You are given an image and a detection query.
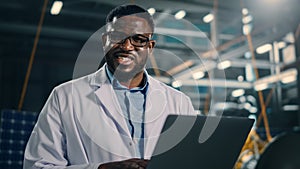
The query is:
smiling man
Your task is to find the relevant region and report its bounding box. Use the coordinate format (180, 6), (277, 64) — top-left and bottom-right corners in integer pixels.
(103, 13), (155, 88)
(24, 4), (195, 169)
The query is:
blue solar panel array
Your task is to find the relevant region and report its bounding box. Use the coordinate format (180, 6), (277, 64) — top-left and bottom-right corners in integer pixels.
(0, 109), (38, 169)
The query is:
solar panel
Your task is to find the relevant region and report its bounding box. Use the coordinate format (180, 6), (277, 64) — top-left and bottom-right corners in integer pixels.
(0, 109), (38, 169)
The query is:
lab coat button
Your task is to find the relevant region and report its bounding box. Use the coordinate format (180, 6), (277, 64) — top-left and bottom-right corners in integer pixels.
(129, 142), (132, 146)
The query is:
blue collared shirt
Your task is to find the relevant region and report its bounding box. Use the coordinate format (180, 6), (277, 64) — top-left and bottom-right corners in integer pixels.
(105, 66), (148, 158)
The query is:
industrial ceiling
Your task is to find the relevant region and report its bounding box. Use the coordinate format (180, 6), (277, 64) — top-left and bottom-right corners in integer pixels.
(0, 0), (299, 129)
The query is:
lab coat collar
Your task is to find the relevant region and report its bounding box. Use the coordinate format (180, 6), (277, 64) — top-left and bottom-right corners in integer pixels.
(90, 64), (150, 89)
(89, 64), (108, 87)
(90, 64), (168, 158)
(89, 66), (167, 124)
(91, 65), (131, 137)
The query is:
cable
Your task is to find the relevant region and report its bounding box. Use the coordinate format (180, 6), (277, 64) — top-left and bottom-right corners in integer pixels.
(246, 32), (273, 142)
(18, 0), (49, 111)
(239, 0), (272, 142)
(256, 88), (274, 128)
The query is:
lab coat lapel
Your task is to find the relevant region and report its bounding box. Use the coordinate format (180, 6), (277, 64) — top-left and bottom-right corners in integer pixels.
(92, 68), (131, 137)
(74, 67), (133, 157)
(144, 77), (169, 158)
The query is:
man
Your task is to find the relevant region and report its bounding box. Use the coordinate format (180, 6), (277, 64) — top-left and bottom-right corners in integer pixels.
(24, 4), (195, 169)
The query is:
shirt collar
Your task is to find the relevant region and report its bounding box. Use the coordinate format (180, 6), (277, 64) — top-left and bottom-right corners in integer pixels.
(105, 65), (149, 92)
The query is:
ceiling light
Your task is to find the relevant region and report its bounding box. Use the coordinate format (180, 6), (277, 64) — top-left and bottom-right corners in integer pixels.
(245, 64), (255, 82)
(174, 10), (186, 20)
(244, 51), (251, 59)
(217, 60), (231, 70)
(242, 15), (253, 24)
(281, 75), (297, 84)
(237, 75), (244, 82)
(243, 103), (252, 110)
(147, 8), (156, 16)
(254, 83), (268, 91)
(192, 71), (205, 80)
(242, 8), (249, 15)
(232, 89), (245, 97)
(239, 96), (246, 103)
(172, 80), (182, 88)
(256, 44), (272, 54)
(249, 107), (258, 113)
(50, 1), (63, 15)
(283, 105), (299, 111)
(203, 13), (214, 23)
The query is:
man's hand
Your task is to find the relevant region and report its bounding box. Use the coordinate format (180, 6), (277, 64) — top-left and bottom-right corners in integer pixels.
(98, 158), (149, 169)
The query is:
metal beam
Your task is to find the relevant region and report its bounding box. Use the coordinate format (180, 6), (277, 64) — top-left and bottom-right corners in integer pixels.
(84, 0), (212, 13)
(0, 22), (235, 43)
(174, 28), (290, 80)
(182, 79), (252, 88)
(155, 27), (234, 40)
(254, 68), (297, 87)
(227, 58), (283, 69)
(154, 76), (252, 89)
(172, 60), (216, 80)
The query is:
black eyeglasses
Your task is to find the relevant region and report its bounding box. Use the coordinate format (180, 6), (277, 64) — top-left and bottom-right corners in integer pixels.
(105, 31), (151, 47)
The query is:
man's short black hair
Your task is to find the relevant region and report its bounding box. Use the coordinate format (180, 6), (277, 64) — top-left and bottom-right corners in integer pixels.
(106, 4), (154, 33)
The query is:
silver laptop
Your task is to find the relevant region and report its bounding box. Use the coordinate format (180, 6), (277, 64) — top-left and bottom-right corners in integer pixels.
(147, 115), (254, 169)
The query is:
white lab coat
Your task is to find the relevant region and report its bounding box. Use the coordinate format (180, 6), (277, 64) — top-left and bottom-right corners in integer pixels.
(23, 66), (195, 169)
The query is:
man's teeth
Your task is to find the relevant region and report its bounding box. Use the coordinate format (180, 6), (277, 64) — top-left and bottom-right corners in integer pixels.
(119, 57), (131, 61)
